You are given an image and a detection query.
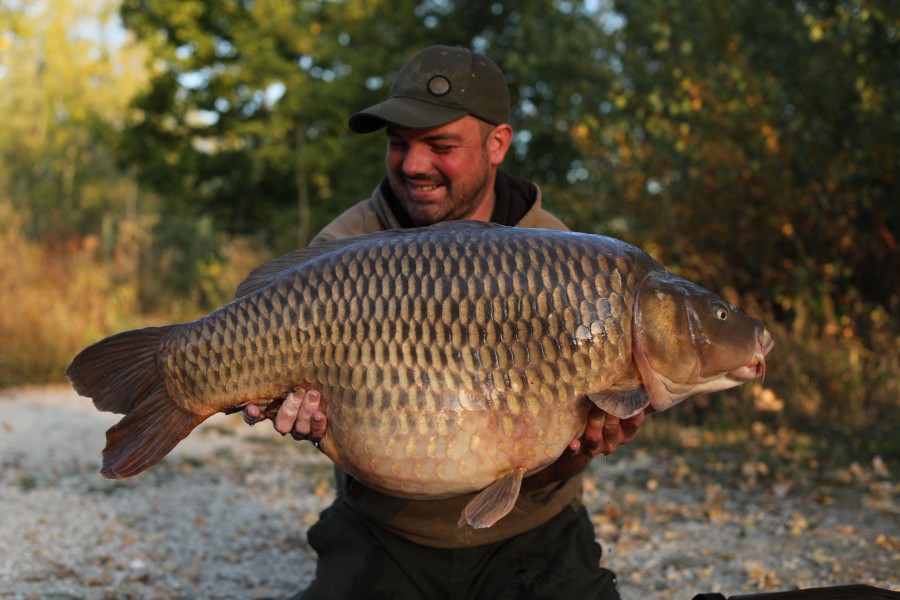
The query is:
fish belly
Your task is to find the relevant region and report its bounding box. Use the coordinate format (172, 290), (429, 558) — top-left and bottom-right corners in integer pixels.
(326, 387), (593, 498)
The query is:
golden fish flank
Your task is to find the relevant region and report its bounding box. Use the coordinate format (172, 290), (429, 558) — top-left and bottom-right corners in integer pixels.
(66, 221), (773, 529)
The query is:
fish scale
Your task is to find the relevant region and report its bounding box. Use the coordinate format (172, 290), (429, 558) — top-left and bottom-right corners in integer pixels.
(67, 221), (772, 528)
(163, 226), (637, 498)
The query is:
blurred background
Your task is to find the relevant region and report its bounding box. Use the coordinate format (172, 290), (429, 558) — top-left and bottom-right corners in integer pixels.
(1, 0), (897, 465)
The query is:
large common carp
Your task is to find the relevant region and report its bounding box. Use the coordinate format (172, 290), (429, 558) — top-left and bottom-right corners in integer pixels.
(67, 221), (773, 528)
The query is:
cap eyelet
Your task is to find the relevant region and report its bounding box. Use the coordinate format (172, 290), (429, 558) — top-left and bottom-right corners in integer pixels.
(428, 75), (451, 96)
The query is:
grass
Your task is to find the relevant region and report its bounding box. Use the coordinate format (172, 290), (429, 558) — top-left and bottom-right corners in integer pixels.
(0, 201), (266, 387)
(0, 202), (156, 386)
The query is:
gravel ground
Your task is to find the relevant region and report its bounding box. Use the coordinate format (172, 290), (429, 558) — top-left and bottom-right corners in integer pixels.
(0, 385), (897, 599)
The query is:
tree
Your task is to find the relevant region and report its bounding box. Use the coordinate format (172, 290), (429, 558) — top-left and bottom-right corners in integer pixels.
(569, 0), (898, 323)
(562, 0), (899, 431)
(117, 0), (618, 250)
(0, 0), (147, 237)
(117, 0), (899, 342)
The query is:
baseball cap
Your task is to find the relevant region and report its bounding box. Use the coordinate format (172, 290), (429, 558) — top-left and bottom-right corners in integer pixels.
(348, 45), (511, 134)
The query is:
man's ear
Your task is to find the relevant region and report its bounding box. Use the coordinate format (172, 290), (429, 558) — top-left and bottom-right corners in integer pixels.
(487, 124), (513, 166)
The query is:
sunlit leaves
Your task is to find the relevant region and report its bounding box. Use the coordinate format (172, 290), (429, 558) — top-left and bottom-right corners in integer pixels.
(0, 0), (147, 235)
(573, 1), (897, 323)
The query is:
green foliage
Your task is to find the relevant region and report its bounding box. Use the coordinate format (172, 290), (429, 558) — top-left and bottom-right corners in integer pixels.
(554, 0), (899, 439)
(0, 0), (146, 238)
(119, 0), (392, 246)
(117, 0), (897, 333)
(569, 1), (898, 318)
(116, 0), (613, 251)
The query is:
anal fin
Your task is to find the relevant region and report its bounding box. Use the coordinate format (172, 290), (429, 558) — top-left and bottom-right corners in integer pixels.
(459, 467), (526, 529)
(588, 385), (651, 419)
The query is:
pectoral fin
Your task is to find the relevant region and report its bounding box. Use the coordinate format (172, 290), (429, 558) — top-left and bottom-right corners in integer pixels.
(459, 467), (526, 529)
(588, 385), (651, 419)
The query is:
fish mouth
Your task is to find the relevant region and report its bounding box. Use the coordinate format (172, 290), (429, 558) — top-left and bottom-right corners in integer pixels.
(728, 328), (774, 383)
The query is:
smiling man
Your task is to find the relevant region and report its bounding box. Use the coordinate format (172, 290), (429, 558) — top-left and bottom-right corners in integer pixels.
(245, 45), (645, 599)
(384, 118), (502, 225)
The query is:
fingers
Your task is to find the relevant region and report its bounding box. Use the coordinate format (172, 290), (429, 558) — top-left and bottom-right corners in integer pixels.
(291, 389), (322, 440)
(309, 407), (326, 441)
(601, 414), (622, 453)
(581, 407), (611, 456)
(619, 411), (646, 441)
(574, 406), (649, 457)
(274, 389), (326, 447)
(273, 390), (305, 434)
(242, 403), (266, 426)
(242, 389), (326, 447)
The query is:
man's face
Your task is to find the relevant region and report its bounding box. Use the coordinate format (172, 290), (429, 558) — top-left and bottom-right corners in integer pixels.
(385, 116), (508, 226)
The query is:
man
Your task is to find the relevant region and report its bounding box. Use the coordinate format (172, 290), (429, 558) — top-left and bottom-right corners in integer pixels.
(245, 45), (646, 599)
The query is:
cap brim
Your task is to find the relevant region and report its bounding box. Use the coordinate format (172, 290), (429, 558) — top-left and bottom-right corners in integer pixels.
(348, 97), (468, 134)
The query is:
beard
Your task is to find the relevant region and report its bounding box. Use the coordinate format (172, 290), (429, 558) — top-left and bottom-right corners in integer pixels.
(388, 151), (494, 227)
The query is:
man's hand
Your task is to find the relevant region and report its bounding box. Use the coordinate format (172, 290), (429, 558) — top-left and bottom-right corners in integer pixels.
(568, 404), (648, 457)
(522, 405), (648, 491)
(243, 388), (327, 443)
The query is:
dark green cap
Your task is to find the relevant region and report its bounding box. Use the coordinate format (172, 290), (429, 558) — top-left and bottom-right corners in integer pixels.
(349, 45), (511, 134)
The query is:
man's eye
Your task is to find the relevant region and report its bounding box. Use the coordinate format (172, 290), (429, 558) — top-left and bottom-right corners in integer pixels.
(432, 145), (453, 153)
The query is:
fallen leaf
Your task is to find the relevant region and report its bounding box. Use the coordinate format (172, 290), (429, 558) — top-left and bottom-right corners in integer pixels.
(788, 512), (809, 536)
(872, 456), (889, 477)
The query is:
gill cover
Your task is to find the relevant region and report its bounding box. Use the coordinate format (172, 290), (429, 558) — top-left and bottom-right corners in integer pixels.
(632, 271), (763, 412)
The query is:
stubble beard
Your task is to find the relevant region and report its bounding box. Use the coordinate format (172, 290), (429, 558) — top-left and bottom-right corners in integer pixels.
(390, 152), (494, 227)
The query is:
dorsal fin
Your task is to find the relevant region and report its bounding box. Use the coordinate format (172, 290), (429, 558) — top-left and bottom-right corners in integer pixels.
(235, 230), (404, 297)
(235, 221), (507, 297)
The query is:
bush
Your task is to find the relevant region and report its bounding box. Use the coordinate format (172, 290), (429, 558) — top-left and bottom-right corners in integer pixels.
(0, 201), (268, 386)
(0, 202), (140, 385)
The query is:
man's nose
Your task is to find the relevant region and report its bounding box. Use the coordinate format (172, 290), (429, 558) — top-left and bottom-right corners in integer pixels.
(401, 144), (430, 176)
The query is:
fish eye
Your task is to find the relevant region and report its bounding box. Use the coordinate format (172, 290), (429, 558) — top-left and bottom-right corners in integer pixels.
(713, 302), (729, 321)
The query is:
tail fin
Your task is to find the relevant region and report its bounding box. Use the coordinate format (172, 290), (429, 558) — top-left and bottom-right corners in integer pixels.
(66, 326), (208, 479)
